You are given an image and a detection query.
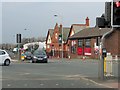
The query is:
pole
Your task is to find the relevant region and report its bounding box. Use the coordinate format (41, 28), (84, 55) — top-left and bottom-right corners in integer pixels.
(62, 25), (63, 59)
(18, 43), (20, 60)
(54, 14), (63, 59)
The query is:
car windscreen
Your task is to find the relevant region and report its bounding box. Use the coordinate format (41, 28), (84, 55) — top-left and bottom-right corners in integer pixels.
(25, 52), (32, 56)
(33, 50), (46, 55)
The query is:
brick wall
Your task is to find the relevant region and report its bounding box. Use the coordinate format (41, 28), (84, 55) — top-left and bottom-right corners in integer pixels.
(105, 29), (120, 56)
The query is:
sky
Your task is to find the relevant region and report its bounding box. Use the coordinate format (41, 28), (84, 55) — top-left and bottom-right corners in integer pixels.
(1, 2), (106, 44)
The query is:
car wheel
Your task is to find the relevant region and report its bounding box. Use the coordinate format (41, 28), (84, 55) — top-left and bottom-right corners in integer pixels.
(32, 61), (35, 63)
(4, 59), (10, 66)
(44, 61), (48, 63)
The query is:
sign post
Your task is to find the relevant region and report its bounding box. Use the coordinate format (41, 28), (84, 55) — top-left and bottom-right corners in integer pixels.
(16, 34), (21, 60)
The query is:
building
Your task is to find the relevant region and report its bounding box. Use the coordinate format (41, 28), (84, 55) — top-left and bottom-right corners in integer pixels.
(46, 17), (90, 58)
(46, 23), (70, 58)
(65, 17), (90, 58)
(69, 27), (120, 58)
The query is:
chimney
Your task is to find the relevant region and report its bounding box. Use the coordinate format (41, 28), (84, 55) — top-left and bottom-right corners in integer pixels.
(59, 24), (62, 31)
(86, 17), (89, 26)
(54, 23), (59, 30)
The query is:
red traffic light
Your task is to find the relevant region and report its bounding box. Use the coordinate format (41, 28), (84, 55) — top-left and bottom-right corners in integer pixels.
(116, 1), (120, 7)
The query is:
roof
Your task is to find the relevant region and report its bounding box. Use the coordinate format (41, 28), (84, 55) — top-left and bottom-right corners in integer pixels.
(48, 29), (54, 36)
(63, 28), (70, 42)
(46, 29), (54, 44)
(69, 27), (111, 40)
(72, 25), (88, 33)
(59, 27), (70, 42)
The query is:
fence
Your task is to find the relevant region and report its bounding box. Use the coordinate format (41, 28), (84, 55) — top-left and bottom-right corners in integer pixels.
(104, 55), (119, 78)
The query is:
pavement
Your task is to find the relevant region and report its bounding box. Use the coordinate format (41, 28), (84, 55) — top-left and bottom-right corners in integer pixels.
(10, 58), (119, 88)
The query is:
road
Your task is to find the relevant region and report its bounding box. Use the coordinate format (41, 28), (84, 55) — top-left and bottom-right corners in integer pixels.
(2, 59), (117, 88)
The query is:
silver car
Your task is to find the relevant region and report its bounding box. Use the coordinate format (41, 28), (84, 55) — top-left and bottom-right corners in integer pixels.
(0, 49), (11, 66)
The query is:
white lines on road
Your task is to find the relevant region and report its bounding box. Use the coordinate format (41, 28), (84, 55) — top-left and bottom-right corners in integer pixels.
(56, 83), (59, 86)
(7, 84), (11, 87)
(80, 77), (113, 88)
(19, 73), (30, 75)
(40, 83), (44, 86)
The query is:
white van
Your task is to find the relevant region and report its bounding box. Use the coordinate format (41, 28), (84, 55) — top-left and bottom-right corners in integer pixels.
(0, 50), (11, 66)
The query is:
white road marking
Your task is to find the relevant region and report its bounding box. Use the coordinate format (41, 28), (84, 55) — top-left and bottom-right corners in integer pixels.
(40, 83), (44, 86)
(7, 84), (11, 87)
(56, 83), (59, 86)
(81, 77), (113, 88)
(19, 73), (30, 75)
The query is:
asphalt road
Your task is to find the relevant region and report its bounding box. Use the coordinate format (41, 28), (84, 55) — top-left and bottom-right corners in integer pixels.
(2, 59), (115, 88)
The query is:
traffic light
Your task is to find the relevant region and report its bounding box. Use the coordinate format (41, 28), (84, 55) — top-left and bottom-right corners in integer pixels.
(113, 1), (120, 26)
(16, 34), (21, 43)
(58, 34), (62, 43)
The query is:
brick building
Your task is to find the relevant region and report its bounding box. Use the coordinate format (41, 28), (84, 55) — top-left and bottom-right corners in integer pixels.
(46, 23), (70, 58)
(69, 27), (120, 58)
(46, 17), (90, 58)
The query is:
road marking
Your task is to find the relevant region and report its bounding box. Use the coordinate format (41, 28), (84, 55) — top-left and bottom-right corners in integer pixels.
(19, 73), (30, 75)
(80, 77), (113, 88)
(7, 84), (11, 87)
(40, 83), (44, 86)
(56, 83), (59, 86)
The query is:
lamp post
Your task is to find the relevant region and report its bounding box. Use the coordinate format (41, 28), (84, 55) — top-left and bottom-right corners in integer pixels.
(54, 14), (63, 59)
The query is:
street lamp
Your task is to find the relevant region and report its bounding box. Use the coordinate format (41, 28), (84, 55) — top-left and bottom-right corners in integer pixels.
(54, 14), (63, 59)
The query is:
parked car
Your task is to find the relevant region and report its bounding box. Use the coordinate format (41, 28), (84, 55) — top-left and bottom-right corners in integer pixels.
(24, 51), (33, 60)
(0, 49), (11, 66)
(32, 50), (48, 63)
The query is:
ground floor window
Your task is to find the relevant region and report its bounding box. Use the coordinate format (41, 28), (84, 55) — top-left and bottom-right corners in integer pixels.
(71, 46), (76, 54)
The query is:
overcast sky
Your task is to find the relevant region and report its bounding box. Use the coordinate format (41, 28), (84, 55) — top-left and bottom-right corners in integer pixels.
(2, 2), (105, 44)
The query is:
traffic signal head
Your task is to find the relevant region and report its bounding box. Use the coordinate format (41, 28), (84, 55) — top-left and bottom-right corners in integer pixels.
(113, 1), (120, 26)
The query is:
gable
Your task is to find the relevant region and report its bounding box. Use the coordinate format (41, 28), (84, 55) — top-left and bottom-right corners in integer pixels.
(47, 34), (52, 44)
(70, 30), (75, 36)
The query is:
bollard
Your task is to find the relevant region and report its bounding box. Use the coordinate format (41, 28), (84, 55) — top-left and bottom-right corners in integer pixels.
(104, 57), (107, 76)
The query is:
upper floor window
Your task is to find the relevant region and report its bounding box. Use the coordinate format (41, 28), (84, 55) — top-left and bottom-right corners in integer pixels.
(78, 39), (83, 47)
(85, 39), (91, 47)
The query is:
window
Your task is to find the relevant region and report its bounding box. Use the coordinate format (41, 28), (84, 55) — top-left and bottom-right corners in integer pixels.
(78, 39), (83, 47)
(85, 39), (91, 47)
(71, 46), (76, 54)
(0, 51), (6, 55)
(47, 45), (50, 48)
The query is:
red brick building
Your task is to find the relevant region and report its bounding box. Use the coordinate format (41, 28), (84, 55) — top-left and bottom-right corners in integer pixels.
(69, 27), (120, 58)
(46, 17), (90, 58)
(65, 17), (90, 58)
(46, 23), (70, 58)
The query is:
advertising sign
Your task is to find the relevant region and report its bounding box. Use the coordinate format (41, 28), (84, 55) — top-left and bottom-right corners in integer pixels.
(84, 48), (91, 55)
